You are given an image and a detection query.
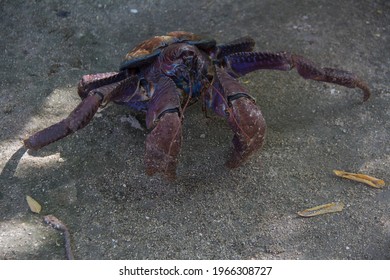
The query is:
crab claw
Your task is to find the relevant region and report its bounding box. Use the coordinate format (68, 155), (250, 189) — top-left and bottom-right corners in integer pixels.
(145, 112), (182, 179)
(211, 66), (266, 168)
(144, 76), (182, 179)
(225, 97), (266, 168)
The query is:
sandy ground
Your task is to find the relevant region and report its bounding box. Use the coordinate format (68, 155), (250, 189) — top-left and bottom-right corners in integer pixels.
(0, 0), (389, 260)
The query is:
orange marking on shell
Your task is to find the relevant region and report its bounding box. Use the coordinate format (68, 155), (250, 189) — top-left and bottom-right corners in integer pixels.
(124, 35), (174, 60)
(123, 31), (201, 62)
(167, 31), (200, 41)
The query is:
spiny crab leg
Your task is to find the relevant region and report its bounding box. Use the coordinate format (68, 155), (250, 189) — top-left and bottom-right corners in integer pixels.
(224, 51), (371, 101)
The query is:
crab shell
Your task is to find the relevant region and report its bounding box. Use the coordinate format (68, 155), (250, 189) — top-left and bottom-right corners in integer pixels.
(119, 31), (217, 71)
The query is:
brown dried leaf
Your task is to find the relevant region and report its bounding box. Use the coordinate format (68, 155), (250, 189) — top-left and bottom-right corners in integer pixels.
(26, 195), (42, 214)
(297, 202), (344, 217)
(333, 170), (385, 188)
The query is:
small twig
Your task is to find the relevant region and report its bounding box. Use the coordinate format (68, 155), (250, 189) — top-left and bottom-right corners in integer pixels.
(44, 214), (74, 260)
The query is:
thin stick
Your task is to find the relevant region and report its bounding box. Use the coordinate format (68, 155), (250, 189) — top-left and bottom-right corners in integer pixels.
(44, 214), (74, 260)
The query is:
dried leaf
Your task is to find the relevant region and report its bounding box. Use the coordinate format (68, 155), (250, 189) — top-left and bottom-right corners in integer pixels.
(333, 170), (385, 188)
(26, 195), (42, 214)
(297, 202), (344, 217)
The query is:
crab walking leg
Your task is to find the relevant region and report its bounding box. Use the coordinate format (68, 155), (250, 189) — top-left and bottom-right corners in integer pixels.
(224, 52), (371, 101)
(215, 36), (255, 58)
(77, 72), (123, 98)
(24, 94), (102, 150)
(24, 73), (137, 150)
(144, 76), (182, 179)
(213, 67), (266, 168)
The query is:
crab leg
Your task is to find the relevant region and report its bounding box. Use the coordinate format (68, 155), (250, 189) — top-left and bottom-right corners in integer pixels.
(215, 36), (255, 58)
(24, 94), (102, 150)
(211, 66), (266, 168)
(77, 72), (125, 99)
(24, 73), (138, 150)
(224, 51), (371, 101)
(144, 76), (182, 179)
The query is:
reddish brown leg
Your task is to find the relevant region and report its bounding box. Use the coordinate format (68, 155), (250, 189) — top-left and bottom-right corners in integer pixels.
(225, 51), (371, 101)
(24, 72), (137, 150)
(24, 94), (102, 150)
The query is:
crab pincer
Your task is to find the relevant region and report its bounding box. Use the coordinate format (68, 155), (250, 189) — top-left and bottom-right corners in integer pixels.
(144, 76), (183, 179)
(213, 66), (266, 168)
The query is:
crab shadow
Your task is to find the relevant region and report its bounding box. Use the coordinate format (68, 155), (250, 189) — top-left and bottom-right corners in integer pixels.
(0, 146), (27, 180)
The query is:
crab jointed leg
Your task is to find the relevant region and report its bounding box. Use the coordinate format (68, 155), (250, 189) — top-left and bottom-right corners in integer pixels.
(24, 72), (134, 150)
(224, 51), (371, 101)
(211, 66), (266, 168)
(24, 93), (102, 150)
(144, 76), (183, 179)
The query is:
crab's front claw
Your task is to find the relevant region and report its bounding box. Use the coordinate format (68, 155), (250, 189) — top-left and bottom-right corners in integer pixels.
(226, 97), (266, 168)
(145, 112), (182, 179)
(144, 76), (182, 179)
(210, 66), (266, 168)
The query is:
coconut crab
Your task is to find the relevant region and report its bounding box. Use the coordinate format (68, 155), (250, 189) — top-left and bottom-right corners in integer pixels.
(24, 31), (371, 179)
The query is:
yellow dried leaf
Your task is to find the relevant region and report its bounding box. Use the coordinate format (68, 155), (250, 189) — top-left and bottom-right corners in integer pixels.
(26, 195), (42, 214)
(333, 170), (385, 189)
(297, 202), (344, 217)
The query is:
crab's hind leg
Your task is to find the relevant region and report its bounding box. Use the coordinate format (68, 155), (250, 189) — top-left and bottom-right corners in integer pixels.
(224, 51), (371, 101)
(144, 76), (182, 179)
(24, 72), (137, 150)
(211, 66), (266, 168)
